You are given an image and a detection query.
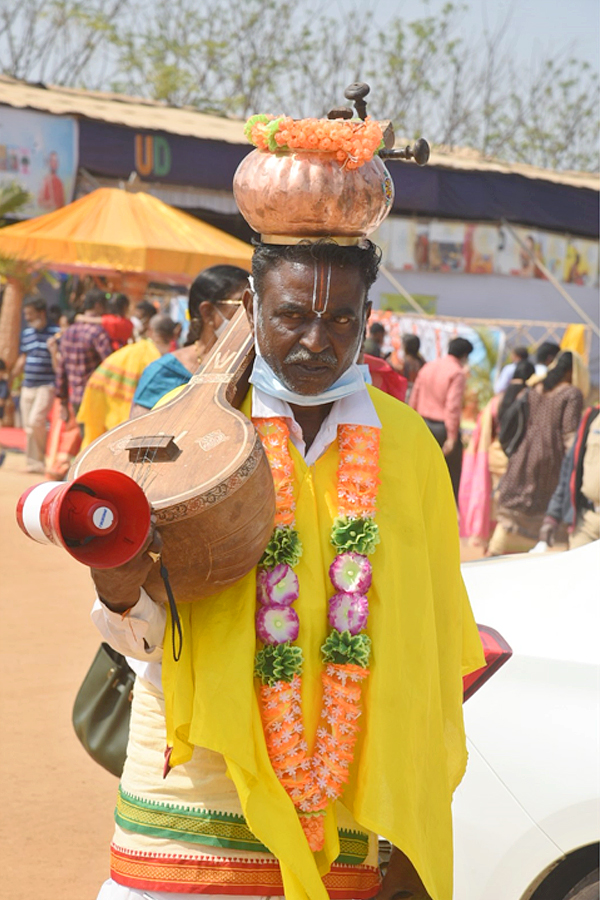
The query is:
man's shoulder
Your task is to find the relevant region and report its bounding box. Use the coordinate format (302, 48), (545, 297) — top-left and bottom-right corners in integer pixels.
(69, 321), (106, 339)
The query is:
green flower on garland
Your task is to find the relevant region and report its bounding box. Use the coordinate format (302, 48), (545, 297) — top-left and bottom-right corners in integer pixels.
(265, 117), (285, 152)
(255, 642), (304, 686)
(260, 526), (303, 570)
(321, 630), (371, 668)
(244, 114), (272, 142)
(331, 516), (380, 556)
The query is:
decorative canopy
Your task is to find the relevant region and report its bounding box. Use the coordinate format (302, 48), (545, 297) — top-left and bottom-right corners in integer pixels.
(0, 187), (252, 282)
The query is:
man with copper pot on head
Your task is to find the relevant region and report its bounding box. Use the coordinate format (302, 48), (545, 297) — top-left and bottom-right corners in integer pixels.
(90, 102), (484, 900)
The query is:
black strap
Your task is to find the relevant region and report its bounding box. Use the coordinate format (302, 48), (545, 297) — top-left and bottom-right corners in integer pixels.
(160, 563), (182, 662)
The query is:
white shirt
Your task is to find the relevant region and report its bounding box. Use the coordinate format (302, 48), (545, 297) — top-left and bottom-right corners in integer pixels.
(92, 386), (381, 687)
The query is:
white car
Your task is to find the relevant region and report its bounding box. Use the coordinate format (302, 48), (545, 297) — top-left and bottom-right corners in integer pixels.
(454, 542), (599, 900)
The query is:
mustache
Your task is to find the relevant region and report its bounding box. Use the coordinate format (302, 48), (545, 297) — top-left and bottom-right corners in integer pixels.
(284, 348), (337, 367)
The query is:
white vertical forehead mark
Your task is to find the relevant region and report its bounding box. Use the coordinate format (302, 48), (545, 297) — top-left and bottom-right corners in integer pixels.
(311, 261), (332, 318)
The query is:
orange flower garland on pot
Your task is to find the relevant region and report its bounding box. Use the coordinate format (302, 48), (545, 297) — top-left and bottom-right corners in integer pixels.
(245, 115), (385, 170)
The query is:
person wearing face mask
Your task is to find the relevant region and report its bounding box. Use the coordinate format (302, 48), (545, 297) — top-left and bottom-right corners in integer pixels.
(409, 337), (474, 501)
(11, 297), (61, 472)
(88, 236), (483, 900)
(130, 265), (250, 416)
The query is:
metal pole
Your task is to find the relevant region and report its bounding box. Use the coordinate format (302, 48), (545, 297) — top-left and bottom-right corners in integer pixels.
(501, 219), (600, 339)
(379, 264), (429, 317)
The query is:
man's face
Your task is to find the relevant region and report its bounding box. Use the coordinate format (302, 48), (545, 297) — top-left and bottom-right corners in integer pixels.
(49, 152), (58, 174)
(245, 259), (369, 396)
(24, 306), (47, 331)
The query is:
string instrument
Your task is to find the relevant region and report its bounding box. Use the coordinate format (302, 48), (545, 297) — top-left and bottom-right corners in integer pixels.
(70, 307), (276, 605)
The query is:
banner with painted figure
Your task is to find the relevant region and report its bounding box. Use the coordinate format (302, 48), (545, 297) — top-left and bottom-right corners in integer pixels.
(373, 218), (599, 287)
(0, 108), (78, 218)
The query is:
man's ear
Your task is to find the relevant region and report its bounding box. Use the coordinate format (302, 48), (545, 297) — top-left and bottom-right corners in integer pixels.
(242, 286), (255, 329)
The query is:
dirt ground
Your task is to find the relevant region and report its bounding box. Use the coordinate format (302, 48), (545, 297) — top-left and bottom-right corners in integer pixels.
(1, 451), (117, 900)
(0, 446), (488, 899)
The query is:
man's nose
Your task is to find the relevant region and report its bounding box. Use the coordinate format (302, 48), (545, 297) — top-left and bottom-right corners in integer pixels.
(299, 317), (331, 354)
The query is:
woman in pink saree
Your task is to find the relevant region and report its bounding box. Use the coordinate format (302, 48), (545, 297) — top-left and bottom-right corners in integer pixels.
(459, 361), (535, 546)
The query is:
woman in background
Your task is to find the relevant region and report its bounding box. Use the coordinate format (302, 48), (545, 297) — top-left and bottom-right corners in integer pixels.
(487, 351), (588, 556)
(130, 265), (249, 417)
(459, 359), (534, 547)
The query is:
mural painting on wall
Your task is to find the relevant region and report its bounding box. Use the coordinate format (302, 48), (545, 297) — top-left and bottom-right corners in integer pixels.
(374, 218), (599, 288)
(0, 109), (79, 217)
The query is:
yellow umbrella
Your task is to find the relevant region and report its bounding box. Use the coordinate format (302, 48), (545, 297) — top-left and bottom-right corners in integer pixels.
(0, 187), (252, 282)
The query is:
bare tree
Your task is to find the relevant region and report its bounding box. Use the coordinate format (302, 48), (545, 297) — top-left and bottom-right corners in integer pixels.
(0, 0), (129, 88)
(0, 0), (597, 171)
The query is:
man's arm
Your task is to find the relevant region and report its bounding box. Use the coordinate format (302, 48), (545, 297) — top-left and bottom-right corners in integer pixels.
(92, 327), (113, 361)
(92, 521), (162, 612)
(91, 589), (166, 662)
(75, 314), (102, 324)
(90, 522), (165, 661)
(55, 348), (68, 399)
(11, 353), (26, 380)
(443, 369), (465, 453)
(408, 372), (421, 410)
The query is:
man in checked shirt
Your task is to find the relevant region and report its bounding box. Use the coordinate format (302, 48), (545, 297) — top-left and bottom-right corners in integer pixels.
(55, 288), (112, 424)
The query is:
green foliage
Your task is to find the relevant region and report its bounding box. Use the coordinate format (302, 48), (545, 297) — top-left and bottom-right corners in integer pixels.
(0, 184), (32, 224)
(260, 526), (303, 570)
(321, 630), (371, 667)
(254, 642), (303, 686)
(331, 517), (380, 556)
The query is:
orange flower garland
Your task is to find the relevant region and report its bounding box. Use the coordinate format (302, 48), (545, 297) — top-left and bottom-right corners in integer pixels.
(253, 418), (380, 850)
(245, 115), (384, 170)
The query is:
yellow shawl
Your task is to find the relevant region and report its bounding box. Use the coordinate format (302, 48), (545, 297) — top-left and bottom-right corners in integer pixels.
(77, 339), (160, 448)
(162, 386), (484, 900)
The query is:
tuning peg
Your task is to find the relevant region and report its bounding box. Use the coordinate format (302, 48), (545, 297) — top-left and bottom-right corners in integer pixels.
(379, 138), (430, 166)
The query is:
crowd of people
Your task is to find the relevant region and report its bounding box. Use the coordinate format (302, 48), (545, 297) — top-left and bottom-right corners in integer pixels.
(342, 324), (597, 554)
(2, 275), (596, 558)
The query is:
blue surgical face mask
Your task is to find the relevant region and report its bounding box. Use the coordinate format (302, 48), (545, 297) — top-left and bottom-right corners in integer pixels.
(248, 287), (367, 407)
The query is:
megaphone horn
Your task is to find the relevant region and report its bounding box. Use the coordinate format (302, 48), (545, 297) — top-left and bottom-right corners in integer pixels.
(16, 469), (151, 569)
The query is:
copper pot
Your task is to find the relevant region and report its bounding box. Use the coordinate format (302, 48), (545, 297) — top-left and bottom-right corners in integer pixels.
(233, 149), (394, 239)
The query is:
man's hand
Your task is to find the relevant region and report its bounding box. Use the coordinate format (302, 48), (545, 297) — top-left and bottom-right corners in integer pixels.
(539, 516), (558, 547)
(376, 846), (431, 900)
(442, 437), (454, 456)
(91, 519), (163, 613)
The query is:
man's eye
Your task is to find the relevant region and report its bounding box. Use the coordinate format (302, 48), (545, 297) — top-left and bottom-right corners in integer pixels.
(333, 316), (351, 325)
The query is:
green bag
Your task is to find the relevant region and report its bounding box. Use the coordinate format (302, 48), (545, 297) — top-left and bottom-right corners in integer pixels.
(72, 643), (135, 778)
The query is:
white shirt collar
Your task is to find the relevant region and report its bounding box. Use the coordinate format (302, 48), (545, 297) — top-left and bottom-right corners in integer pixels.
(252, 385), (381, 466)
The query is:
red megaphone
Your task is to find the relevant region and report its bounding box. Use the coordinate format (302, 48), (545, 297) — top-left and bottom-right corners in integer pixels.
(16, 469), (151, 569)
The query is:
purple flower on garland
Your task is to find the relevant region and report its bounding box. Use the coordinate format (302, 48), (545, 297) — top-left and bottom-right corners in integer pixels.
(329, 552), (372, 593)
(256, 606), (300, 645)
(328, 592), (369, 635)
(256, 564), (299, 607)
